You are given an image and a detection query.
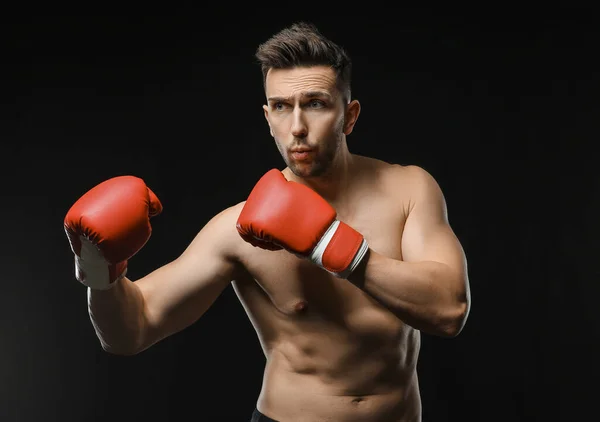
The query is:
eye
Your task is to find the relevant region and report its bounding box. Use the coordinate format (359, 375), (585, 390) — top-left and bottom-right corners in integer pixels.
(308, 100), (325, 108)
(272, 102), (290, 112)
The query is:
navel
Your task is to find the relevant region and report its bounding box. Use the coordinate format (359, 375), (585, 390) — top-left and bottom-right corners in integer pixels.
(351, 397), (365, 405)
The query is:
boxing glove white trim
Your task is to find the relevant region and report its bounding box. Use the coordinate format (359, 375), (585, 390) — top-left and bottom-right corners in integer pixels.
(309, 220), (369, 279)
(341, 237), (369, 279)
(74, 236), (127, 290)
(310, 220), (340, 265)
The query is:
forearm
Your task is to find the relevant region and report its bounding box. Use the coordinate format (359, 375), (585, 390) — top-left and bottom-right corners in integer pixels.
(87, 277), (148, 355)
(350, 249), (470, 337)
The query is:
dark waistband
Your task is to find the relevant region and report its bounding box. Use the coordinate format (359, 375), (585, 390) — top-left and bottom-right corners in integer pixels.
(251, 407), (279, 422)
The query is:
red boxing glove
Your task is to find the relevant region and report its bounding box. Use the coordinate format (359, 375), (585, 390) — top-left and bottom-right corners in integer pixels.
(236, 169), (369, 279)
(64, 176), (163, 290)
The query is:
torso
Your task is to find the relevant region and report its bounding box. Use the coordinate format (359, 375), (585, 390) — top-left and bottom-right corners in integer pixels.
(231, 157), (422, 421)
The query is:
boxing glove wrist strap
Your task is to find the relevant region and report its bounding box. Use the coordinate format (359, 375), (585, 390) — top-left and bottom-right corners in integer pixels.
(74, 236), (128, 290)
(310, 220), (369, 279)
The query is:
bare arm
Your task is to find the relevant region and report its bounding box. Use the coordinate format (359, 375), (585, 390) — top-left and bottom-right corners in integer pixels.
(350, 166), (471, 337)
(88, 204), (244, 355)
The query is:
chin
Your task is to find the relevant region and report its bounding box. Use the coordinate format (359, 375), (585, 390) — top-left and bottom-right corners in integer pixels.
(289, 161), (328, 178)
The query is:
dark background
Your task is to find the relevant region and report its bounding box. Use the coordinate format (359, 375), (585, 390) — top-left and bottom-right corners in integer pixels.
(2, 8), (598, 422)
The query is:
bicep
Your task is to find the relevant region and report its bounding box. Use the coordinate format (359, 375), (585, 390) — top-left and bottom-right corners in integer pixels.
(134, 206), (243, 347)
(401, 166), (467, 275)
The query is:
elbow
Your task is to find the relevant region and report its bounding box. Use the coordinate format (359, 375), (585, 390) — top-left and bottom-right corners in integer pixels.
(100, 343), (139, 356)
(99, 339), (143, 356)
(441, 277), (471, 338)
(439, 298), (470, 338)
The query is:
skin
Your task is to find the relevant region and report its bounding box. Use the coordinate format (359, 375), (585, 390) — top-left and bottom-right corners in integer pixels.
(86, 65), (471, 421)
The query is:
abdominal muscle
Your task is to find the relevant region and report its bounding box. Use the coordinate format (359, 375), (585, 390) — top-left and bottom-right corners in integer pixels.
(233, 268), (422, 422)
(257, 351), (420, 422)
(257, 332), (422, 422)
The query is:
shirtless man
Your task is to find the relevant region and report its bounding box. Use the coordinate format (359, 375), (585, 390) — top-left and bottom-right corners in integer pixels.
(64, 22), (471, 422)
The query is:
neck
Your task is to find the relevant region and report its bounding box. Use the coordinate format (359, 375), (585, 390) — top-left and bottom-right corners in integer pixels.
(284, 143), (355, 204)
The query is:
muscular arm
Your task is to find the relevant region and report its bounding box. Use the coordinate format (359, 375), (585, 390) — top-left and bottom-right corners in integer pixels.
(88, 205), (244, 355)
(350, 166), (471, 337)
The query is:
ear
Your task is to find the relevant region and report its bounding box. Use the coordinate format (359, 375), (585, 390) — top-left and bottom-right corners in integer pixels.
(343, 99), (361, 135)
(263, 104), (274, 137)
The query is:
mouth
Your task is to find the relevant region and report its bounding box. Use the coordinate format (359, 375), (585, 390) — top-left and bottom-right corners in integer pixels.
(289, 148), (314, 161)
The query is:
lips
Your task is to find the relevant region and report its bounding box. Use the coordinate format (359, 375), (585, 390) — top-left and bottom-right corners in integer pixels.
(290, 149), (314, 161)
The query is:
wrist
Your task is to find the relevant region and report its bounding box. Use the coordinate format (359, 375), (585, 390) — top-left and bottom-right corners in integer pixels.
(75, 256), (127, 290)
(74, 236), (127, 290)
(310, 220), (369, 279)
(346, 247), (372, 287)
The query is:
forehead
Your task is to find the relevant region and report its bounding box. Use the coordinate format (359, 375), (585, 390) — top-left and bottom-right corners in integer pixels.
(265, 65), (338, 99)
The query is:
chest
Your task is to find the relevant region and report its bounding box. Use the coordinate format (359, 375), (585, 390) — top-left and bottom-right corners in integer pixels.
(239, 195), (407, 318)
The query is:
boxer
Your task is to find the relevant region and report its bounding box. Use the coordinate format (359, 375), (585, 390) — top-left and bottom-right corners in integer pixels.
(64, 22), (471, 422)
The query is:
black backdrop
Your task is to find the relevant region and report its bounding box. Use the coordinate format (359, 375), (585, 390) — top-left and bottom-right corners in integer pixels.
(2, 9), (598, 422)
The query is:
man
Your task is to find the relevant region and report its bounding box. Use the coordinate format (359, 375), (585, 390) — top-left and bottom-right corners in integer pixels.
(64, 22), (471, 422)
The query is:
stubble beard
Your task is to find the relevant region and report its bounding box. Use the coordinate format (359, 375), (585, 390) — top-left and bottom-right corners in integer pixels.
(278, 118), (345, 179)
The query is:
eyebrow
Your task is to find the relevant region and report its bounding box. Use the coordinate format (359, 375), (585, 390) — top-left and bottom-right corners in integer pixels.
(267, 91), (333, 103)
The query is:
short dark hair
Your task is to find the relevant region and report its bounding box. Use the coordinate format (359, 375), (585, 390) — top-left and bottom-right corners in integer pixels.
(255, 22), (353, 103)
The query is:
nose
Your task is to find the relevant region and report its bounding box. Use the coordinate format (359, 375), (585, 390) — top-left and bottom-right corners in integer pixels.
(291, 108), (308, 138)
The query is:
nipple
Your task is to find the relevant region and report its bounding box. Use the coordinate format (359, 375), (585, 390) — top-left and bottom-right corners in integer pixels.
(294, 300), (309, 313)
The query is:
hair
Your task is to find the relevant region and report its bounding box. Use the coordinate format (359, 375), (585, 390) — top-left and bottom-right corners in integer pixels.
(255, 22), (353, 104)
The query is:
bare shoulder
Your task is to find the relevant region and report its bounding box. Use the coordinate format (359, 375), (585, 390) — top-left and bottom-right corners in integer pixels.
(356, 155), (441, 196)
(394, 163), (441, 192)
(186, 201), (246, 259)
(208, 201), (245, 228)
